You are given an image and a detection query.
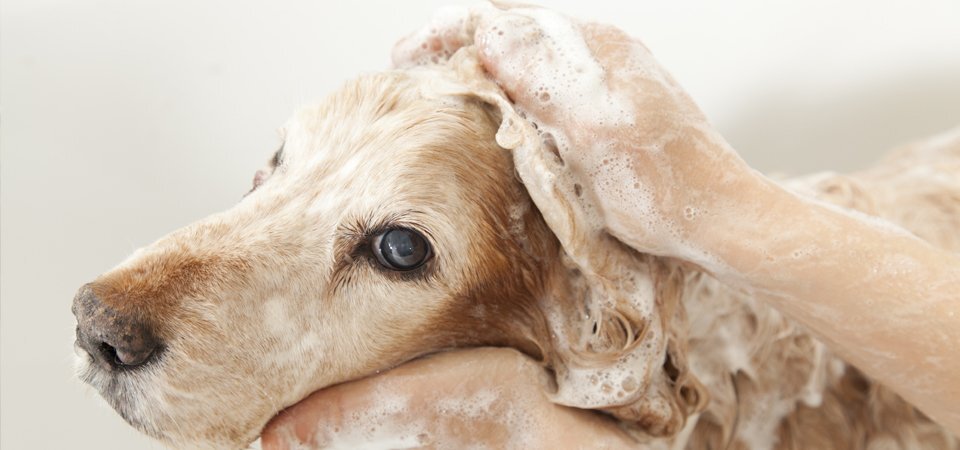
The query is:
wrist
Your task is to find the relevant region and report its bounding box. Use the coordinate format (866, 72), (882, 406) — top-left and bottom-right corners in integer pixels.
(687, 169), (803, 278)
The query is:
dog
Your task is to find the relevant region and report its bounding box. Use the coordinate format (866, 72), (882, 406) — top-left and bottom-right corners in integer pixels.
(72, 42), (960, 449)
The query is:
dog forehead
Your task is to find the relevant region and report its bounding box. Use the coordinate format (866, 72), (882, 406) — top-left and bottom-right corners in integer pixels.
(283, 70), (473, 159)
(274, 71), (501, 216)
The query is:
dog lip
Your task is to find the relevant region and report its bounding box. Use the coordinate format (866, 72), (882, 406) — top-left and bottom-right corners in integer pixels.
(74, 338), (94, 362)
(76, 355), (160, 438)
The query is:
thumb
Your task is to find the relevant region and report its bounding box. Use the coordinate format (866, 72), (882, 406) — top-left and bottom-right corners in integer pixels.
(475, 11), (558, 124)
(477, 10), (627, 132)
(391, 5), (489, 69)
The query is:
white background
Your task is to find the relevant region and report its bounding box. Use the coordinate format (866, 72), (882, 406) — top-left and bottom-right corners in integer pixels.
(2, 1), (958, 448)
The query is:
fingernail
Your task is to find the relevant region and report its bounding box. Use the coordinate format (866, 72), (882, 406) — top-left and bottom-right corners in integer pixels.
(259, 425), (292, 450)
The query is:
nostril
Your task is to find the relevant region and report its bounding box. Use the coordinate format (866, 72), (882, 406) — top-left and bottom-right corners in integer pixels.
(98, 342), (122, 367)
(96, 340), (158, 368)
(73, 284), (161, 371)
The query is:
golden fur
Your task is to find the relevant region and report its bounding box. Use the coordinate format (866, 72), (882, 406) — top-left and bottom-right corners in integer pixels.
(74, 64), (960, 449)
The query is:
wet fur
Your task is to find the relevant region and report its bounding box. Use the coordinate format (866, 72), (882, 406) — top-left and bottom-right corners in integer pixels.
(75, 67), (960, 449)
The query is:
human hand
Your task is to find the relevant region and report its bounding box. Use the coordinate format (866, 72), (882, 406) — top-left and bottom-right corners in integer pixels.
(260, 348), (635, 449)
(394, 6), (774, 270)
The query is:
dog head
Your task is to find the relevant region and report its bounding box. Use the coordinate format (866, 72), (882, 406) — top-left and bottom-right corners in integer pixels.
(73, 54), (704, 448)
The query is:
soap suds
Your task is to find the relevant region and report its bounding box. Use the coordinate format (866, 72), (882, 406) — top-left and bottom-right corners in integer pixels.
(391, 5), (960, 448)
(310, 394), (426, 450)
(397, 4), (708, 439)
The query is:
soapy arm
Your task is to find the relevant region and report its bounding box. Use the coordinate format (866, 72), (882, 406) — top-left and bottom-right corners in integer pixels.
(470, 9), (960, 435)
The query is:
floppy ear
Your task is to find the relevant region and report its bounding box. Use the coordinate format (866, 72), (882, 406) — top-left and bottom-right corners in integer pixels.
(440, 46), (707, 437)
(539, 248), (708, 438)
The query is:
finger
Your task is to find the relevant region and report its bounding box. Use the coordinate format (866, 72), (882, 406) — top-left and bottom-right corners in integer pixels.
(262, 371), (428, 449)
(261, 348), (636, 449)
(259, 426), (290, 450)
(261, 349), (538, 448)
(391, 5), (486, 69)
(477, 11), (635, 134)
(260, 386), (342, 449)
(475, 12), (557, 123)
(577, 22), (705, 125)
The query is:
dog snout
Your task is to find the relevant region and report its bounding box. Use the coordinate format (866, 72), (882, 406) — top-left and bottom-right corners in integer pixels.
(72, 284), (161, 370)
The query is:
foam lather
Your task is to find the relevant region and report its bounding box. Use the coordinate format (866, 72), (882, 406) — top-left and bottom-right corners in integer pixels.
(395, 7), (709, 439)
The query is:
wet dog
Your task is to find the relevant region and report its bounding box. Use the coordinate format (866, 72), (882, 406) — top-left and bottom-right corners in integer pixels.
(72, 50), (960, 449)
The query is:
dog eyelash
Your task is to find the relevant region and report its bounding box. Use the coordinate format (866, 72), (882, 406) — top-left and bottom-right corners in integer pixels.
(270, 143), (285, 168)
(244, 142), (285, 198)
(331, 213), (437, 286)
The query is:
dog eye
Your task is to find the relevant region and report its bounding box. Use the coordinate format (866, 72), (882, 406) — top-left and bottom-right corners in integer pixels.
(372, 228), (431, 271)
(248, 145), (284, 194)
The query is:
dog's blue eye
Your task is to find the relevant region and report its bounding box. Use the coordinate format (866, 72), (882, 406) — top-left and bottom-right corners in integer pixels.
(374, 228), (430, 271)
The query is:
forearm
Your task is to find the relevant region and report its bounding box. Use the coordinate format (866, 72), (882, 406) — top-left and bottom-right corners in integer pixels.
(703, 176), (960, 433)
(401, 3), (960, 433)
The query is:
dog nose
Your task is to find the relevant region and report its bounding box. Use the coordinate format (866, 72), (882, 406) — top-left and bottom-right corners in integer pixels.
(72, 284), (161, 370)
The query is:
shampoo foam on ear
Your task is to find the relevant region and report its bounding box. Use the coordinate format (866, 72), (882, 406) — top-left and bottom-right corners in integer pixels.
(399, 6), (706, 435)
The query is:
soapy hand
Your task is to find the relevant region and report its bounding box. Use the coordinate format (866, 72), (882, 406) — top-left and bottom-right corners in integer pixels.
(395, 6), (770, 269)
(396, 5), (960, 435)
(260, 348), (634, 449)
(389, 6), (960, 437)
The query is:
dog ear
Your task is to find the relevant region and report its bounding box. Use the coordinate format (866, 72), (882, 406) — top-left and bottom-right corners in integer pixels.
(539, 250), (708, 438)
(440, 46), (708, 437)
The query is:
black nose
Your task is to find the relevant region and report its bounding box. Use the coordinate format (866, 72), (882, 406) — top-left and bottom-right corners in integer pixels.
(72, 284), (161, 370)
